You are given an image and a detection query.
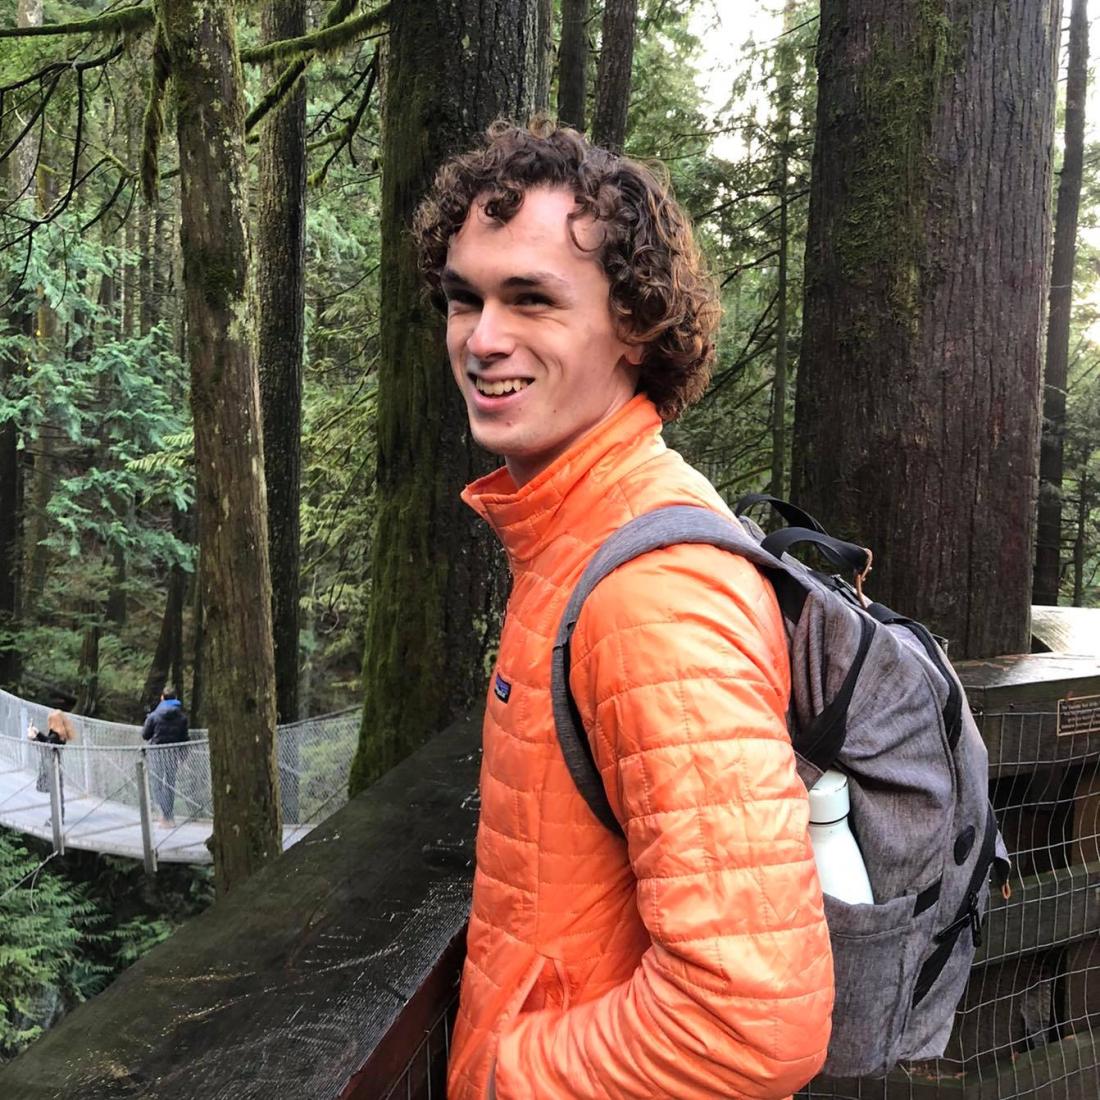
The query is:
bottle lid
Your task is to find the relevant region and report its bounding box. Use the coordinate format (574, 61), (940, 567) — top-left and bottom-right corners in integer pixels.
(808, 768), (850, 824)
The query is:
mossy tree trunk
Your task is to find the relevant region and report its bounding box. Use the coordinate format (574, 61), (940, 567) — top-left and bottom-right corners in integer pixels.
(793, 0), (1061, 658)
(591, 0), (637, 152)
(159, 0), (281, 893)
(0, 143), (27, 691)
(256, 0), (307, 819)
(348, 0), (539, 794)
(1033, 0), (1089, 607)
(557, 0), (589, 131)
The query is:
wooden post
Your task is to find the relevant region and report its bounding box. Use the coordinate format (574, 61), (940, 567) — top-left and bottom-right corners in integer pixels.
(136, 751), (157, 875)
(48, 746), (63, 854)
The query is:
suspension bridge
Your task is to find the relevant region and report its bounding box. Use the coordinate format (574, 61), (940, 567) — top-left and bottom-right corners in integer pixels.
(0, 688), (359, 870)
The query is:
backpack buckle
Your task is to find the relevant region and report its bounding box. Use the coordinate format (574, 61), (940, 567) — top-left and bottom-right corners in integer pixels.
(968, 895), (983, 948)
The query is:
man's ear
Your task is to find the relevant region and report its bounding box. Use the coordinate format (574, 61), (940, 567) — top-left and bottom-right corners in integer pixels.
(622, 340), (645, 367)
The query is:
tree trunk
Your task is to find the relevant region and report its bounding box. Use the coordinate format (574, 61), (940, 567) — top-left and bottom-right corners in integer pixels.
(348, 0), (539, 794)
(793, 0), (1060, 658)
(75, 610), (100, 717)
(1033, 0), (1089, 606)
(190, 552), (204, 727)
(534, 0), (553, 112)
(257, 0), (308, 821)
(1073, 466), (1090, 606)
(557, 0), (589, 131)
(139, 511), (188, 716)
(768, 1), (798, 501)
(591, 0), (637, 152)
(160, 0), (281, 894)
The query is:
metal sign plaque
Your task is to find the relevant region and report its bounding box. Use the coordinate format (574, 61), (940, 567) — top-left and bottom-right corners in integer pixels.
(1057, 694), (1100, 737)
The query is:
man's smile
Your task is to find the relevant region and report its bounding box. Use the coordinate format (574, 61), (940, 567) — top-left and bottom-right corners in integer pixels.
(472, 375), (534, 397)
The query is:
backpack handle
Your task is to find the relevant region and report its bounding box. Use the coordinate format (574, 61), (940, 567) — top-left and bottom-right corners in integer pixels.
(734, 492), (827, 534)
(761, 526), (872, 579)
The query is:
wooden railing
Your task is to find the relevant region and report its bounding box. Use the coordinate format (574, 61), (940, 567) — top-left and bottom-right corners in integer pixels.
(0, 713), (481, 1100)
(4, 645), (1100, 1099)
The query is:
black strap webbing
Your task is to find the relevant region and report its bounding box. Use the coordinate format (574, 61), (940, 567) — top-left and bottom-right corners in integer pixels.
(734, 493), (828, 534)
(760, 527), (872, 577)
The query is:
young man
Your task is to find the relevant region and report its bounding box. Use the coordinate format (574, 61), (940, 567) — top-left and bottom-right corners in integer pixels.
(414, 121), (833, 1100)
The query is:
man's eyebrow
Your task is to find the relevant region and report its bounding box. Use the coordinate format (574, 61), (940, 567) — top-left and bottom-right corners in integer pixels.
(440, 267), (474, 290)
(502, 272), (569, 291)
(440, 268), (570, 292)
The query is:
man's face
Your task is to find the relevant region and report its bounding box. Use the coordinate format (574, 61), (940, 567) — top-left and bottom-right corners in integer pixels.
(442, 186), (642, 487)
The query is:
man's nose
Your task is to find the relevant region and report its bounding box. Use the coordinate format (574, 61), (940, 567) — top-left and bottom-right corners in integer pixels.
(466, 301), (515, 360)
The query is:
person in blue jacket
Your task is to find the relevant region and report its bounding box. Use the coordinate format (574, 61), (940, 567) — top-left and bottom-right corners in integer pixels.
(142, 688), (189, 828)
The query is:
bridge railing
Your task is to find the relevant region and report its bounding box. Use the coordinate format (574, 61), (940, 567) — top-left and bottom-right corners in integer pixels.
(0, 688), (361, 863)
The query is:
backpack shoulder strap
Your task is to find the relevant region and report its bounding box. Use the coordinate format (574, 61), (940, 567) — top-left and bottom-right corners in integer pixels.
(550, 505), (779, 836)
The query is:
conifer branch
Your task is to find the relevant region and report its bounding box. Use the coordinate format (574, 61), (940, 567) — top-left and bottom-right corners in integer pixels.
(239, 3), (390, 65)
(141, 23), (172, 202)
(0, 5), (154, 39)
(245, 57), (309, 135)
(244, 0), (379, 134)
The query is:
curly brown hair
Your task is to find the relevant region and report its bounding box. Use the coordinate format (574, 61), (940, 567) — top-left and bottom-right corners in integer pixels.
(413, 118), (719, 420)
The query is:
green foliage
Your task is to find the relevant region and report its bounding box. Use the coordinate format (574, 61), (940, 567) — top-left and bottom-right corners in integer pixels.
(0, 834), (107, 1060)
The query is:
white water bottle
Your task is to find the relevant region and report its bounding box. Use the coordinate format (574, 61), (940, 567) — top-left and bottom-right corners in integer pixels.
(808, 769), (874, 904)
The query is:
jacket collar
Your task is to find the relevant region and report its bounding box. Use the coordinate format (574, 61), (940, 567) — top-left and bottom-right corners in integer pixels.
(462, 394), (665, 566)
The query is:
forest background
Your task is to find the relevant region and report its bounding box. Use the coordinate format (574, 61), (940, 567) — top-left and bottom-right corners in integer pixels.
(0, 0), (1098, 1063)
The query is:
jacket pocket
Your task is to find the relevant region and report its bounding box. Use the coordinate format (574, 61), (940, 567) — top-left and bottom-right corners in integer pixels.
(822, 891), (936, 1078)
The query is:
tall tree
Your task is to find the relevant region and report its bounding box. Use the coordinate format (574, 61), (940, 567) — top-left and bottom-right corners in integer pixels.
(348, 0), (539, 793)
(158, 0), (281, 892)
(535, 0), (553, 112)
(256, 0), (308, 823)
(1033, 0), (1089, 606)
(793, 0), (1061, 658)
(256, 0), (307, 728)
(557, 0), (589, 130)
(591, 0), (637, 152)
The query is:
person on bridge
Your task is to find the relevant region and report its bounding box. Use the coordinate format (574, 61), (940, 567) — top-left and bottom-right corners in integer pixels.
(142, 688), (189, 829)
(28, 709), (76, 824)
(414, 120), (833, 1100)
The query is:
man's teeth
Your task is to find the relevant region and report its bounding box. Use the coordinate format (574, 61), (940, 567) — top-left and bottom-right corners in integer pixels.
(474, 377), (532, 397)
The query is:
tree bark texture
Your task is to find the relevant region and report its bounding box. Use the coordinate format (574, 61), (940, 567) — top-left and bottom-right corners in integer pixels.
(793, 0), (1060, 658)
(534, 0), (553, 112)
(557, 0), (589, 130)
(160, 0), (281, 894)
(0, 121), (27, 689)
(139, 510), (188, 717)
(257, 0), (306, 733)
(1033, 0), (1088, 606)
(348, 0), (539, 794)
(591, 0), (637, 152)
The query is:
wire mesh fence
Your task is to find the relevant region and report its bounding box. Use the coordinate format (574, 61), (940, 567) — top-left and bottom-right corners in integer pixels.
(798, 706), (1100, 1098)
(0, 688), (361, 860)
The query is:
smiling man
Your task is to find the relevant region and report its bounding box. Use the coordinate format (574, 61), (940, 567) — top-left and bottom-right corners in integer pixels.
(414, 120), (833, 1100)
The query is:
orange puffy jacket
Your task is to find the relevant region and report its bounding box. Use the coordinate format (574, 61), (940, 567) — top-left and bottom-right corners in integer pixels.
(449, 396), (833, 1100)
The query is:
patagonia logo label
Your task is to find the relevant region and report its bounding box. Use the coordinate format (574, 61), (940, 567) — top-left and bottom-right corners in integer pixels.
(494, 673), (512, 703)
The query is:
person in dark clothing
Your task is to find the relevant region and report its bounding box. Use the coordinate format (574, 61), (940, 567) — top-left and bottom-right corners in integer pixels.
(142, 688), (189, 827)
(28, 709), (76, 824)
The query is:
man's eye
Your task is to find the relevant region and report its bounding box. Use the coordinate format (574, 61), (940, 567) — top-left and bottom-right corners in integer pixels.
(516, 293), (551, 307)
(447, 294), (480, 312)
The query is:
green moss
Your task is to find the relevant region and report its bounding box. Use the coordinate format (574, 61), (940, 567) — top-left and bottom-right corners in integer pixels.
(832, 2), (967, 333)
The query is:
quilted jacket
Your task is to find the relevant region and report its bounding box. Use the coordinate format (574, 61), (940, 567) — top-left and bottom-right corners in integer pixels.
(449, 395), (834, 1100)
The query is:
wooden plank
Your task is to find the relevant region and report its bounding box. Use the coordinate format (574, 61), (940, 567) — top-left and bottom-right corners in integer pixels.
(954, 655), (1100, 777)
(943, 951), (1058, 1067)
(0, 713), (483, 1100)
(1031, 606), (1100, 657)
(801, 1031), (1100, 1098)
(976, 861), (1100, 968)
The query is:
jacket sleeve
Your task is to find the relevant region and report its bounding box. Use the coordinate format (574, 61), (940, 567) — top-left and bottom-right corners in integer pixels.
(142, 713), (155, 741)
(494, 543), (834, 1100)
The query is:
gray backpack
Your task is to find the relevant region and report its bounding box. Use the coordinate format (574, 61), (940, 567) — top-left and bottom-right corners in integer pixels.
(551, 495), (1010, 1080)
